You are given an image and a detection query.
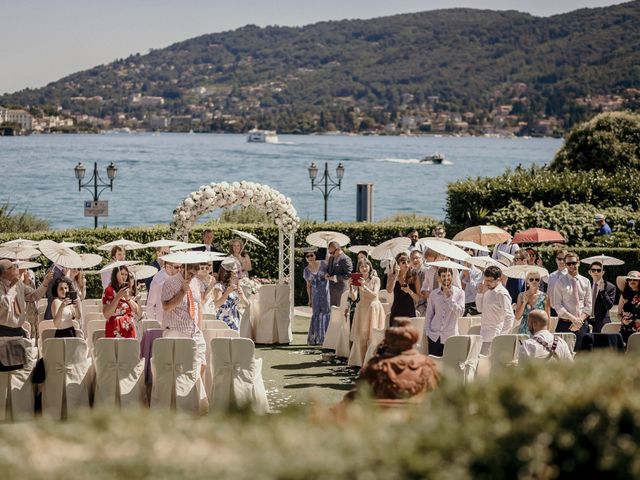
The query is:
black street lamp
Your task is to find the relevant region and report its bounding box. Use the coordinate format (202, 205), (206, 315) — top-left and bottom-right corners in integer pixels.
(308, 161), (345, 221)
(74, 161), (118, 228)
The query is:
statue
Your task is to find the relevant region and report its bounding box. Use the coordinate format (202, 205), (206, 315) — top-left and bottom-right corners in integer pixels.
(345, 319), (440, 402)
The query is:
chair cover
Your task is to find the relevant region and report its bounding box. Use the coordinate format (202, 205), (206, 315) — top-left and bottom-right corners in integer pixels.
(86, 320), (105, 353)
(0, 338), (36, 421)
(94, 338), (145, 409)
(361, 327), (386, 366)
(204, 329), (240, 394)
(490, 334), (527, 375)
(468, 325), (481, 336)
(458, 316), (482, 335)
(627, 333), (640, 353)
(150, 338), (207, 415)
(253, 284), (292, 344)
(205, 320), (229, 330)
(438, 335), (483, 384)
(601, 323), (621, 334)
(41, 338), (92, 419)
(322, 290), (351, 351)
(554, 333), (577, 353)
(209, 338), (268, 413)
(140, 319), (161, 336)
(548, 316), (559, 333)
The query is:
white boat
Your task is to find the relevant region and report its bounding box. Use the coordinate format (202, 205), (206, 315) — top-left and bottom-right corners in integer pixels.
(247, 129), (278, 143)
(420, 152), (445, 164)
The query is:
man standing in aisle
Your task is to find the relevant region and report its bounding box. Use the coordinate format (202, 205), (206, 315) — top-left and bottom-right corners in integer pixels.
(552, 252), (592, 351)
(424, 267), (465, 356)
(475, 265), (515, 355)
(325, 241), (352, 306)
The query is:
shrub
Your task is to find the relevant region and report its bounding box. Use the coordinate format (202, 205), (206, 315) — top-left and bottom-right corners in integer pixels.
(551, 111), (640, 172)
(218, 206), (272, 224)
(0, 202), (49, 232)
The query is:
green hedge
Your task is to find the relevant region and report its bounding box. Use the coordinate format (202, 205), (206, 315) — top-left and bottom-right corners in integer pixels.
(446, 165), (640, 227)
(3, 353), (640, 478)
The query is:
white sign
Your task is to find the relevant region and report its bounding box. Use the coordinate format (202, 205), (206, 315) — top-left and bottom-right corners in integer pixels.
(84, 200), (108, 217)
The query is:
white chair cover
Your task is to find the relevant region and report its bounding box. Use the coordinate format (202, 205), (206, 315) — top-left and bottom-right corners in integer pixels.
(437, 335), (483, 384)
(627, 332), (640, 353)
(209, 337), (268, 413)
(38, 320), (55, 352)
(205, 320), (229, 330)
(410, 316), (426, 348)
(601, 323), (621, 334)
(361, 327), (386, 366)
(86, 319), (105, 353)
(140, 319), (161, 336)
(468, 325), (481, 336)
(94, 338), (145, 409)
(0, 338), (36, 420)
(548, 316), (559, 333)
(322, 290), (350, 351)
(553, 333), (577, 353)
(458, 316), (482, 335)
(490, 334), (527, 375)
(41, 338), (92, 419)
(253, 284), (292, 344)
(204, 329), (240, 394)
(150, 338), (207, 415)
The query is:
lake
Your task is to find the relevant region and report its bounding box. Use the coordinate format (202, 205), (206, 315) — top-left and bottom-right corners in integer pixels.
(0, 133), (563, 230)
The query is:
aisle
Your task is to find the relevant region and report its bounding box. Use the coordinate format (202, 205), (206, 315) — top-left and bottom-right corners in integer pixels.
(256, 314), (358, 411)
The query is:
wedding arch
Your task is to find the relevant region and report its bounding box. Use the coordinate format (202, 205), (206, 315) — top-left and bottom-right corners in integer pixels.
(170, 181), (299, 316)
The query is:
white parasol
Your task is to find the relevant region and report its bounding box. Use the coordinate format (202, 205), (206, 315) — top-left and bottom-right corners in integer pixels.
(0, 244), (41, 260)
(38, 240), (83, 268)
(580, 254), (625, 266)
(0, 238), (39, 247)
(425, 260), (470, 271)
(231, 229), (267, 248)
(370, 237), (412, 261)
(419, 239), (470, 262)
(160, 251), (214, 265)
(78, 253), (104, 269)
(452, 240), (490, 253)
(497, 251), (514, 266)
(59, 241), (84, 249)
(466, 256), (503, 270)
(170, 242), (207, 251)
(99, 260), (141, 273)
(145, 239), (184, 248)
(129, 264), (159, 280)
(502, 265), (549, 280)
(306, 231), (350, 248)
(15, 261), (42, 269)
(97, 238), (146, 251)
(452, 225), (512, 245)
(348, 245), (374, 254)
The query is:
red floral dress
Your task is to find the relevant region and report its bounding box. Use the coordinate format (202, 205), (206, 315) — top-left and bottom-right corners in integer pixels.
(102, 285), (137, 338)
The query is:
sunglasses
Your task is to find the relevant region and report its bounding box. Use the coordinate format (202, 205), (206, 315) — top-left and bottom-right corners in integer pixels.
(398, 260), (410, 264)
(528, 278), (541, 282)
(305, 254), (315, 258)
(556, 257), (565, 261)
(565, 261), (578, 266)
(589, 268), (602, 273)
(629, 279), (640, 283)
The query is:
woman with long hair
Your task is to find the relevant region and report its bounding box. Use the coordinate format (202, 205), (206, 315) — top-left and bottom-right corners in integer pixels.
(228, 238), (252, 279)
(50, 277), (81, 337)
(102, 266), (141, 338)
(514, 271), (550, 335)
(348, 259), (386, 367)
(213, 259), (248, 330)
(386, 252), (419, 322)
(303, 247), (330, 345)
(619, 271), (640, 344)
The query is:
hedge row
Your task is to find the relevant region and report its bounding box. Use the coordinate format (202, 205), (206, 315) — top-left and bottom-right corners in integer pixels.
(3, 353), (640, 478)
(446, 165), (640, 227)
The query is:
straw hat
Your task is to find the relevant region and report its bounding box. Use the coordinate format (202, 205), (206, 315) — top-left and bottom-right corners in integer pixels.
(302, 246), (318, 254)
(220, 258), (239, 272)
(616, 270), (640, 291)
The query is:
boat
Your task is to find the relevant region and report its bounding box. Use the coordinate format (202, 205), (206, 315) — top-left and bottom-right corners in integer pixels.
(420, 152), (445, 164)
(247, 129), (278, 143)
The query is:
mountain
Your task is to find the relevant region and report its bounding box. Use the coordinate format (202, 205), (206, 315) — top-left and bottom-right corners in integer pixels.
(2, 2), (639, 134)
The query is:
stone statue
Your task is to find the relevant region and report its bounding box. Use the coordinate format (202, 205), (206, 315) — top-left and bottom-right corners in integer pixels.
(346, 319), (440, 401)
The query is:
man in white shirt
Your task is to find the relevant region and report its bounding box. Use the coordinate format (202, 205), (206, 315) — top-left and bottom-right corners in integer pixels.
(547, 248), (568, 315)
(552, 252), (592, 351)
(424, 267), (465, 356)
(519, 309), (573, 362)
(147, 264), (170, 325)
(475, 265), (515, 355)
(461, 252), (483, 315)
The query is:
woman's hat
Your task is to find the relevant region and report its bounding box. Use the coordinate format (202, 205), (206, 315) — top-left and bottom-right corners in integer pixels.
(616, 270), (640, 291)
(220, 257), (239, 272)
(302, 246), (318, 254)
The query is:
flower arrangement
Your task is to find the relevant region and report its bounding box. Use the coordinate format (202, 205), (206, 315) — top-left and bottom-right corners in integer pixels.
(239, 277), (276, 296)
(171, 181), (300, 239)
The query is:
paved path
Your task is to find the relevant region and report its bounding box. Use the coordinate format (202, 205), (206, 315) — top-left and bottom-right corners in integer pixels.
(256, 313), (358, 411)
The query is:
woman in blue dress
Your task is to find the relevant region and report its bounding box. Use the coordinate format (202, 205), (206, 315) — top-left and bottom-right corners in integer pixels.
(212, 259), (248, 330)
(303, 247), (331, 345)
(514, 271), (550, 335)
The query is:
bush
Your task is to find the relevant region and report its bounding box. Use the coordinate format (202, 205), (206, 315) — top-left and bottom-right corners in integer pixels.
(446, 165), (640, 227)
(551, 111), (640, 172)
(2, 353), (640, 478)
(0, 202), (49, 232)
(218, 206), (272, 224)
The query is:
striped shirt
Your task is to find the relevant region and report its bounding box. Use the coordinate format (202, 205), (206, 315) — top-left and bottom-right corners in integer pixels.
(161, 274), (200, 335)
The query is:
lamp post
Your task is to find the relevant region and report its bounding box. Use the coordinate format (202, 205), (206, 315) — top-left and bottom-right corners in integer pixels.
(74, 161), (118, 228)
(308, 161), (345, 221)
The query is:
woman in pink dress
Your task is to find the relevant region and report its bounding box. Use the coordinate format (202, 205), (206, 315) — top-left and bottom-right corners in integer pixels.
(102, 266), (141, 338)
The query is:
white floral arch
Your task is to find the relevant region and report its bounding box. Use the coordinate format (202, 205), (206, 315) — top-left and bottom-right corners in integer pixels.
(170, 181), (298, 313)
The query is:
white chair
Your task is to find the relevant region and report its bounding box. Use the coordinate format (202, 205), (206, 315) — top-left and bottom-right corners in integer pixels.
(381, 302), (391, 315)
(548, 316), (559, 333)
(626, 332), (640, 353)
(432, 335), (483, 384)
(82, 298), (102, 306)
(468, 325), (481, 336)
(490, 334), (527, 375)
(203, 329), (240, 394)
(140, 319), (162, 336)
(601, 323), (621, 334)
(202, 313), (217, 321)
(253, 284), (292, 344)
(84, 311), (104, 322)
(410, 316), (426, 351)
(209, 337), (268, 413)
(150, 338), (207, 415)
(553, 333), (577, 353)
(38, 320), (55, 352)
(378, 290), (393, 305)
(458, 316), (482, 335)
(361, 327), (386, 366)
(37, 298), (48, 308)
(205, 320), (229, 330)
(0, 338), (37, 420)
(322, 290), (350, 356)
(86, 319), (105, 353)
(94, 338), (145, 409)
(41, 338), (92, 419)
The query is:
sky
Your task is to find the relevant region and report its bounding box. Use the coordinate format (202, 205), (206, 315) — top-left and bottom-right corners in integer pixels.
(0, 0), (626, 95)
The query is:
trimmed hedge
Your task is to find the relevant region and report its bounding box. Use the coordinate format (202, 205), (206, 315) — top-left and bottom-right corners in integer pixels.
(446, 165), (640, 227)
(3, 353), (640, 478)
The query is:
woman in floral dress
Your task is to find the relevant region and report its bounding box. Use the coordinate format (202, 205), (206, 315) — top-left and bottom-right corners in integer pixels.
(213, 259), (248, 331)
(303, 247), (330, 345)
(102, 266), (141, 338)
(514, 271), (550, 335)
(619, 271), (640, 345)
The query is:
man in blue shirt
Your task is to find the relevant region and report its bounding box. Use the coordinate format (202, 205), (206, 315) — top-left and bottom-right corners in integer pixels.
(594, 213), (612, 236)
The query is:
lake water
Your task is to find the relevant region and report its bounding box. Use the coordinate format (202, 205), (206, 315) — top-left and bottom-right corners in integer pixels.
(0, 133), (563, 230)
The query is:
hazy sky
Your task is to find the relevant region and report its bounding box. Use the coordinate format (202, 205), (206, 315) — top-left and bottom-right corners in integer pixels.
(0, 0), (626, 95)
